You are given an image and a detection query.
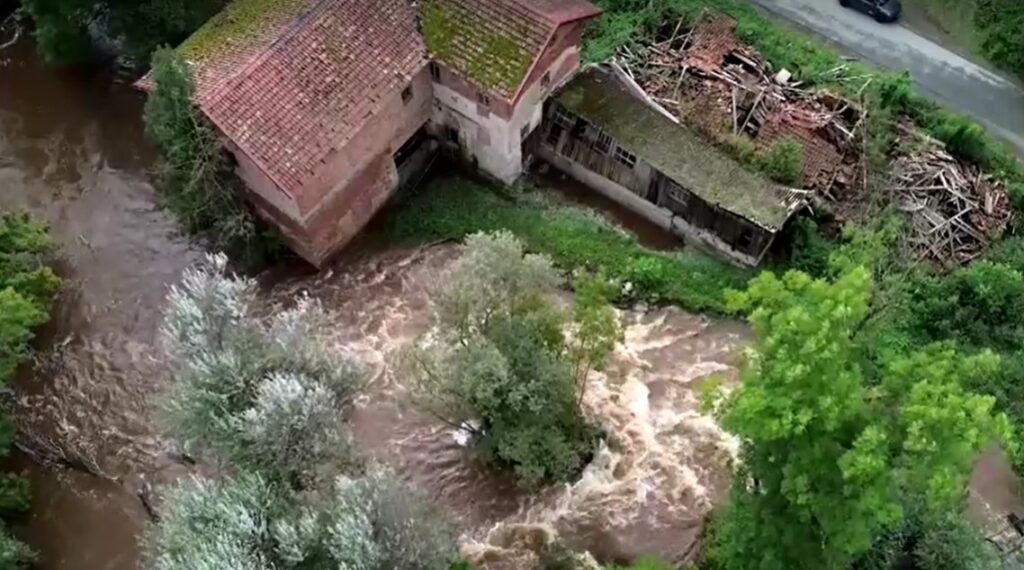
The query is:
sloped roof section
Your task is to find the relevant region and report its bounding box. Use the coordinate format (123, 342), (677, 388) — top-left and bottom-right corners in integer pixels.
(555, 67), (801, 230)
(421, 0), (554, 99)
(196, 0), (427, 196)
(177, 0), (315, 102)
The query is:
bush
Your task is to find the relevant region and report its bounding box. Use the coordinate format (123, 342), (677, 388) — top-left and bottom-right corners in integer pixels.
(757, 137), (804, 186)
(149, 468), (457, 570)
(406, 232), (620, 485)
(161, 253), (363, 489)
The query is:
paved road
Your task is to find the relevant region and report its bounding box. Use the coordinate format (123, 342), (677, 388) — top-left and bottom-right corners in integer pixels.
(747, 0), (1024, 156)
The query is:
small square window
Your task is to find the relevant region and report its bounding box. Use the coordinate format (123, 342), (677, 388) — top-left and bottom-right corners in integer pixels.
(401, 85), (413, 104)
(553, 107), (575, 130)
(446, 126), (459, 144)
(429, 62), (441, 81)
(541, 71), (551, 89)
(593, 130), (613, 155)
(737, 229), (755, 251)
(614, 146), (637, 168)
(477, 91), (491, 107)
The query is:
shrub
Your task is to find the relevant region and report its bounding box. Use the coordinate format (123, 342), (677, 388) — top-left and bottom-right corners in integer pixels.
(406, 231), (620, 485)
(757, 137), (804, 186)
(161, 253), (363, 489)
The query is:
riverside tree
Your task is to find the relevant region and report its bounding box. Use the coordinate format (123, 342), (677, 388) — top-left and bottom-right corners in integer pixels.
(406, 231), (620, 485)
(160, 253), (362, 489)
(144, 47), (277, 267)
(0, 212), (61, 569)
(708, 266), (1014, 570)
(152, 254), (458, 570)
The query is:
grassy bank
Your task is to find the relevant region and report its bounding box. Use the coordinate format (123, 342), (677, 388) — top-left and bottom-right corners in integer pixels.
(376, 176), (750, 314)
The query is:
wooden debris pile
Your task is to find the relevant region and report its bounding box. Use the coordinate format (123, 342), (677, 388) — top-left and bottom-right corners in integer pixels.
(614, 11), (865, 197)
(892, 128), (1013, 266)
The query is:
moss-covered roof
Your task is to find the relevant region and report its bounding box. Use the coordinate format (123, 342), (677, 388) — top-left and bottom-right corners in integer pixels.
(555, 67), (798, 230)
(421, 0), (550, 99)
(179, 0), (309, 65)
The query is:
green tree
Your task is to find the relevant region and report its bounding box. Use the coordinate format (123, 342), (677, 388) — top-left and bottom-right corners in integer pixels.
(709, 267), (1012, 570)
(406, 231), (620, 485)
(0, 211), (60, 569)
(144, 47), (278, 267)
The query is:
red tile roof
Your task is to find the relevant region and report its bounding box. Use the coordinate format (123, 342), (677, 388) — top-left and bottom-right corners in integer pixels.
(421, 0), (599, 101)
(166, 0), (427, 198)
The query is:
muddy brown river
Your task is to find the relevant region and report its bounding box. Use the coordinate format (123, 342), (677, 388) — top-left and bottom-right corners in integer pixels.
(3, 29), (1023, 570)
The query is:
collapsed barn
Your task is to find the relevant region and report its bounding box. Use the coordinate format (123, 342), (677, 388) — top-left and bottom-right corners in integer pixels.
(538, 9), (1013, 268)
(535, 65), (806, 266)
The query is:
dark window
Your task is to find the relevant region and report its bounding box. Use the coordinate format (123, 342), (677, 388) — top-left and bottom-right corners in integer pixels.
(546, 124), (564, 147)
(401, 85), (413, 104)
(737, 228), (755, 251)
(477, 91), (491, 107)
(553, 107), (575, 130)
(614, 146), (637, 168)
(393, 127), (429, 166)
(541, 71), (551, 89)
(593, 130), (613, 155)
(429, 62), (441, 81)
(446, 126), (459, 144)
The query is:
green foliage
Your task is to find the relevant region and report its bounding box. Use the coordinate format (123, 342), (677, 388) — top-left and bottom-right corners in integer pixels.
(605, 556), (675, 570)
(0, 212), (57, 569)
(406, 232), (617, 485)
(756, 137), (804, 186)
(710, 267), (1012, 570)
(144, 47), (280, 268)
(975, 0), (1024, 77)
(378, 176), (750, 314)
(23, 0), (226, 67)
(149, 468), (457, 570)
(161, 254), (363, 489)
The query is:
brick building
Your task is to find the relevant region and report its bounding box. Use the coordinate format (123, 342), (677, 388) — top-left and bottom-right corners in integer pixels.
(140, 0), (601, 266)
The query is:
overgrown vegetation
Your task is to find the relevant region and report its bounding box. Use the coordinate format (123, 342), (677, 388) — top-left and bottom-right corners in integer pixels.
(756, 137), (804, 186)
(151, 255), (458, 569)
(902, 0), (1024, 78)
(22, 0), (226, 66)
(405, 231), (619, 485)
(0, 212), (61, 569)
(378, 176), (751, 314)
(144, 47), (280, 268)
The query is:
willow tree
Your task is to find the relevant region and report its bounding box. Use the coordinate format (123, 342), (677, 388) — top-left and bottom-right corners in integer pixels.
(709, 266), (1013, 570)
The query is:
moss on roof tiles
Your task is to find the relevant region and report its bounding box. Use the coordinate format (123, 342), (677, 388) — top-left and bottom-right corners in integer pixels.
(179, 0), (308, 64)
(556, 68), (794, 229)
(421, 0), (534, 95)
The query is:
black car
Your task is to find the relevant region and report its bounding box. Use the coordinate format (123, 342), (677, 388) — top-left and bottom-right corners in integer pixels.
(839, 0), (902, 23)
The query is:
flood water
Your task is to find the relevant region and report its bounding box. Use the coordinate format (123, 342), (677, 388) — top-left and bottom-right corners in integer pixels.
(3, 28), (1023, 570)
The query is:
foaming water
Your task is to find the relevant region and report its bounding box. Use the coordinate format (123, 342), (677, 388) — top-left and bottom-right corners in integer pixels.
(268, 245), (751, 567)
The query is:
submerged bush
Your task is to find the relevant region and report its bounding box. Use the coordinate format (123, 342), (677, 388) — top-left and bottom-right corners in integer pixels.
(149, 468), (457, 570)
(406, 231), (620, 485)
